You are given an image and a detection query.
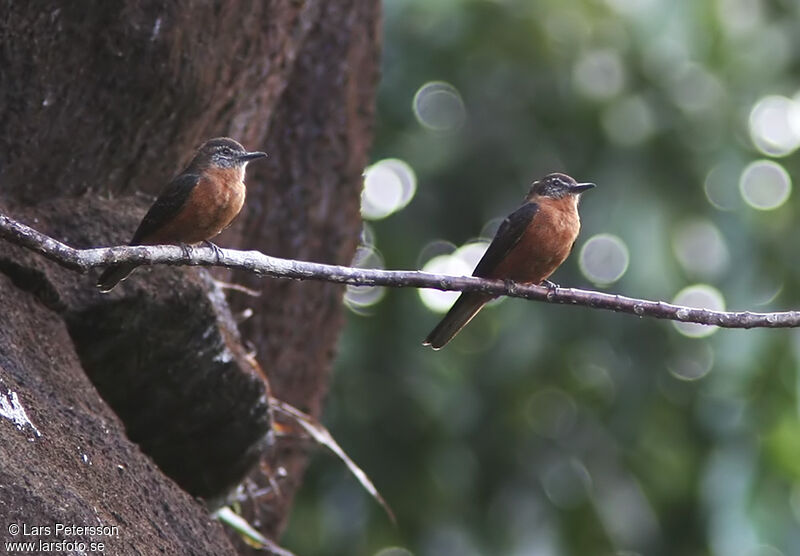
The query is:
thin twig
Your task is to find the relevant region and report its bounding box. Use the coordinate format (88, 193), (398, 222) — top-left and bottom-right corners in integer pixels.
(0, 212), (797, 328)
(270, 397), (395, 523)
(211, 278), (262, 297)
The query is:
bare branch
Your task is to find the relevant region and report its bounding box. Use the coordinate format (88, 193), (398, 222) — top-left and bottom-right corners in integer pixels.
(1, 212), (797, 329)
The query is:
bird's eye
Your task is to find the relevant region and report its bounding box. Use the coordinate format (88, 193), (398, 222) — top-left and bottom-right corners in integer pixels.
(221, 147), (234, 156)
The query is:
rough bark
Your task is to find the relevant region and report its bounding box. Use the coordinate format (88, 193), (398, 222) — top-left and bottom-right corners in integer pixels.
(0, 197), (274, 502)
(0, 0), (379, 552)
(226, 0), (382, 536)
(0, 270), (238, 554)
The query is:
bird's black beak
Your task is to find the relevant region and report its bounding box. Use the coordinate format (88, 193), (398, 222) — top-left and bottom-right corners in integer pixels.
(571, 182), (596, 193)
(238, 151), (268, 162)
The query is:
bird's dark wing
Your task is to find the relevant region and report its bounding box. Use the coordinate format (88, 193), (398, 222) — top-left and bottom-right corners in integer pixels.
(130, 173), (200, 245)
(472, 201), (539, 277)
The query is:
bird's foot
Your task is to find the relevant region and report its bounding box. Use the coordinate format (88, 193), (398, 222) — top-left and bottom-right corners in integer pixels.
(541, 279), (559, 291)
(202, 240), (224, 263)
(179, 242), (193, 259)
(502, 278), (518, 294)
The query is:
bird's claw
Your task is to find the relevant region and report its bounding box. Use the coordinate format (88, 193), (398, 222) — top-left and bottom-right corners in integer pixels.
(541, 279), (559, 291)
(203, 240), (224, 263)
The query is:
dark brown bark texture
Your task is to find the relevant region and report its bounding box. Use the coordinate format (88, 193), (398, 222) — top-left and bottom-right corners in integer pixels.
(0, 0), (379, 553)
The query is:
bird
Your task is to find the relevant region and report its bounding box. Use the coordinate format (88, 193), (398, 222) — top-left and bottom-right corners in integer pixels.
(423, 172), (595, 350)
(96, 137), (267, 292)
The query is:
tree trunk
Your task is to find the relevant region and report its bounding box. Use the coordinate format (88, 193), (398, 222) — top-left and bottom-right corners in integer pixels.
(0, 1), (379, 552)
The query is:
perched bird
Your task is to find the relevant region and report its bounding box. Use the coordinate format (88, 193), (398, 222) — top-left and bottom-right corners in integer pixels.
(423, 173), (595, 350)
(96, 137), (267, 292)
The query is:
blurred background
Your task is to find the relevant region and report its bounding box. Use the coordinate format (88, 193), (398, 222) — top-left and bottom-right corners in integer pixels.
(284, 0), (800, 554)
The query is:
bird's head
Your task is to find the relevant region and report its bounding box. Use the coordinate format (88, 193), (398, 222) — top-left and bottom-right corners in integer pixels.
(193, 137), (267, 170)
(527, 173), (595, 201)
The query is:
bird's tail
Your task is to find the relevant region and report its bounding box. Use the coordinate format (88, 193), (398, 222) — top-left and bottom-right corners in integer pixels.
(96, 263), (137, 293)
(423, 293), (492, 350)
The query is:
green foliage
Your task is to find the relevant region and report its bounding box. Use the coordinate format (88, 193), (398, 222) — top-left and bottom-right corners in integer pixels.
(285, 0), (800, 554)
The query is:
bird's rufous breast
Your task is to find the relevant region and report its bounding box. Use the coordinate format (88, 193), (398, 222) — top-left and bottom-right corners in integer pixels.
(143, 167), (245, 245)
(489, 196), (581, 284)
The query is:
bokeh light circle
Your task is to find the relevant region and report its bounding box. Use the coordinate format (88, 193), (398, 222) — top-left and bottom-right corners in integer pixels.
(540, 458), (592, 509)
(412, 81), (466, 132)
(717, 0), (764, 35)
(601, 95), (656, 146)
(419, 253), (473, 313)
(374, 548), (414, 556)
(573, 49), (626, 100)
(739, 160), (792, 210)
(416, 240), (457, 270)
(579, 234), (630, 285)
(671, 284), (726, 338)
(672, 220), (729, 278)
(361, 158), (417, 220)
(360, 222), (376, 247)
(668, 343), (714, 381)
(703, 162), (741, 211)
(479, 217), (504, 242)
(667, 63), (724, 114)
(748, 95), (800, 157)
(453, 241), (490, 270)
(345, 246), (386, 311)
(418, 241), (489, 313)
